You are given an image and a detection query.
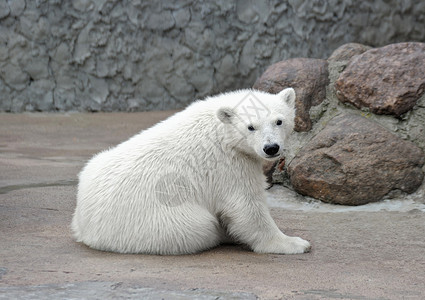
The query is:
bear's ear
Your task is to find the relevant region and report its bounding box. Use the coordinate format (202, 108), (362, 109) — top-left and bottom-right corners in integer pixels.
(278, 88), (296, 109)
(217, 107), (235, 124)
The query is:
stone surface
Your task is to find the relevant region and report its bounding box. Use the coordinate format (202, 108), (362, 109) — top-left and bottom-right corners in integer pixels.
(288, 114), (425, 205)
(1, 1), (425, 112)
(263, 160), (277, 185)
(325, 43), (425, 152)
(327, 42), (372, 62)
(0, 282), (257, 300)
(253, 58), (329, 132)
(335, 42), (425, 117)
(0, 0), (10, 19)
(263, 158), (287, 186)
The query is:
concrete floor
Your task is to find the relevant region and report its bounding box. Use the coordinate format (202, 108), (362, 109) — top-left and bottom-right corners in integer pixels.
(1, 112), (424, 299)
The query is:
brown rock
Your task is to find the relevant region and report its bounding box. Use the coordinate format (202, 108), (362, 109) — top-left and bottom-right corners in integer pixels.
(253, 58), (329, 132)
(327, 43), (372, 62)
(263, 160), (277, 186)
(263, 158), (286, 186)
(288, 114), (425, 205)
(335, 42), (425, 117)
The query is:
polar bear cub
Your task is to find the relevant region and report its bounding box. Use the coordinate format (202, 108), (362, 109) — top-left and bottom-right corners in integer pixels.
(72, 88), (311, 255)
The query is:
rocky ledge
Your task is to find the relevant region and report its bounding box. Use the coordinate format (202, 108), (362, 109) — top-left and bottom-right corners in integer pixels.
(256, 42), (425, 205)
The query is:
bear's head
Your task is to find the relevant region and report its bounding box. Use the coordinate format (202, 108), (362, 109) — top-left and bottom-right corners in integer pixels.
(217, 88), (296, 161)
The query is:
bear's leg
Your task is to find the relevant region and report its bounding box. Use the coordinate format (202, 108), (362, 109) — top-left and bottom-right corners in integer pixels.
(150, 205), (224, 255)
(216, 223), (236, 245)
(72, 201), (223, 255)
(221, 197), (311, 254)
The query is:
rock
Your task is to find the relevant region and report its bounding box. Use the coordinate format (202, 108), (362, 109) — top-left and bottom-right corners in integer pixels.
(327, 43), (372, 62)
(127, 98), (147, 112)
(335, 42), (425, 117)
(288, 114), (425, 205)
(88, 76), (109, 105)
(145, 10), (175, 31)
(0, 62), (29, 91)
(8, 0), (25, 17)
(173, 8), (191, 28)
(23, 57), (50, 80)
(215, 54), (237, 90)
(3, 2), (425, 112)
(0, 79), (12, 111)
(74, 21), (93, 65)
(239, 33), (260, 77)
(253, 58), (329, 132)
(263, 156), (288, 185)
(72, 0), (94, 12)
(0, 0), (10, 19)
(27, 79), (55, 111)
(54, 88), (77, 111)
(187, 67), (214, 98)
(263, 160), (277, 185)
(236, 0), (270, 24)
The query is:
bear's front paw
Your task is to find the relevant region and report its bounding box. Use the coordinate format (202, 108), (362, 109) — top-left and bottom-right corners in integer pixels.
(254, 235), (311, 255)
(282, 236), (311, 254)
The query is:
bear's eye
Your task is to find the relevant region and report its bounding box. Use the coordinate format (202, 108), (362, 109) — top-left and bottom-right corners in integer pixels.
(247, 125), (255, 131)
(276, 120), (283, 126)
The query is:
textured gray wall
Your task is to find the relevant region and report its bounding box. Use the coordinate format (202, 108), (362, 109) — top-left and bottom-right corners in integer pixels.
(1, 0), (425, 112)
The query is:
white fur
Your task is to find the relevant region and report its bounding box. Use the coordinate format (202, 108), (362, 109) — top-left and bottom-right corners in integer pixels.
(71, 88), (311, 255)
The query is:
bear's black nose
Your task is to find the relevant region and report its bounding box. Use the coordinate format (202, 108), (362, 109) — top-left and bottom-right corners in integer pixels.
(263, 143), (280, 156)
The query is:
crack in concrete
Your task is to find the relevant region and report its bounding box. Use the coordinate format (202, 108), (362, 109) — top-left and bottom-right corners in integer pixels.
(0, 281), (258, 300)
(299, 289), (388, 300)
(0, 179), (78, 195)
